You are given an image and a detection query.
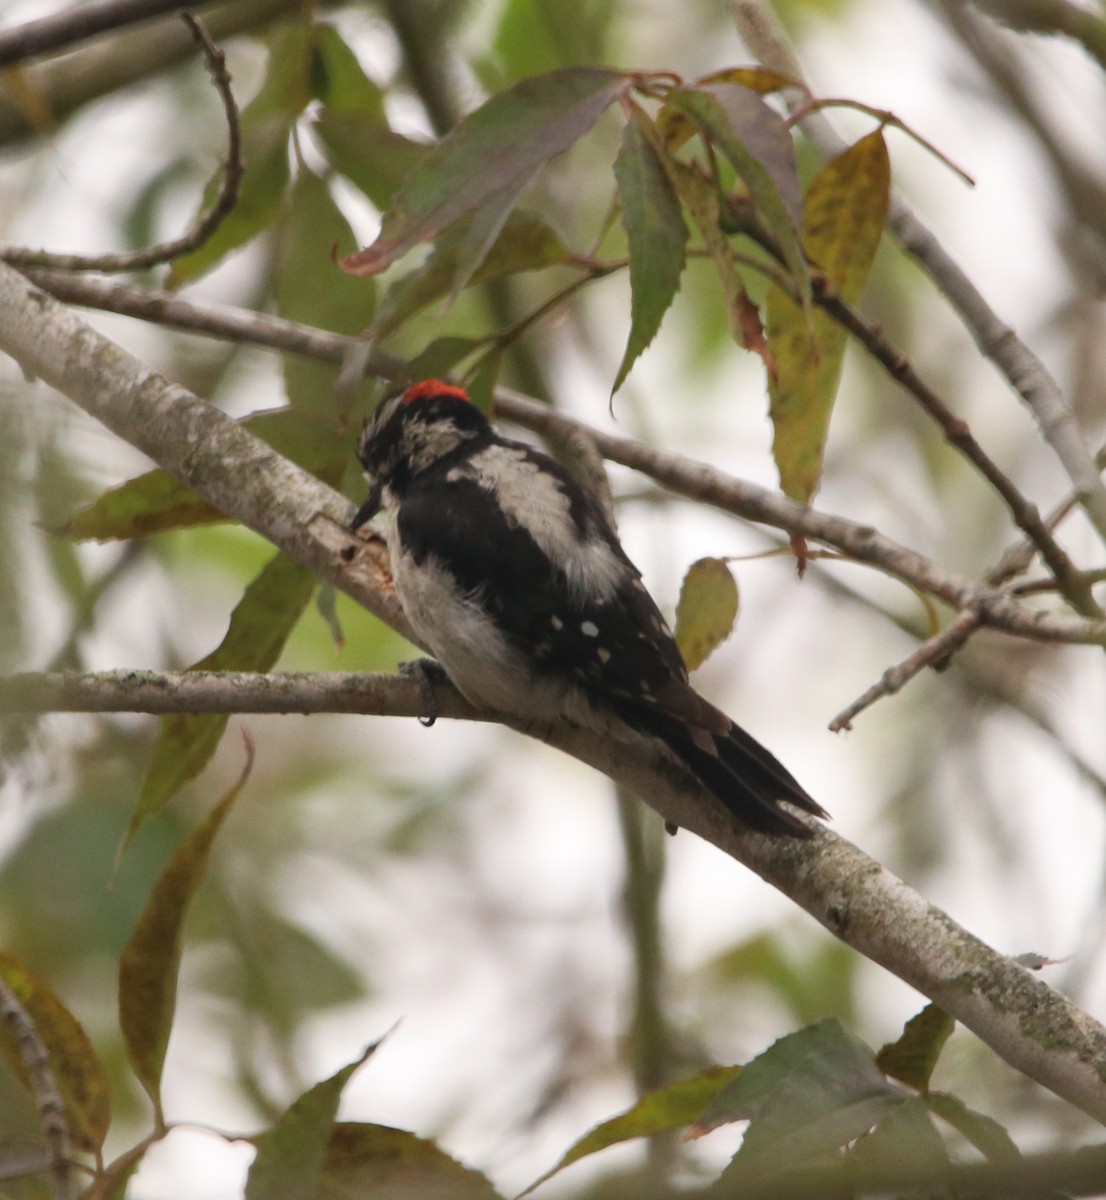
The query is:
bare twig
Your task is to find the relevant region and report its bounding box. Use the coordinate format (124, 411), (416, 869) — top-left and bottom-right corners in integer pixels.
(0, 14), (242, 274)
(829, 608), (984, 731)
(816, 282), (1102, 617)
(17, 267), (1106, 647)
(730, 0), (1106, 551)
(0, 0), (217, 68)
(0, 978), (74, 1200)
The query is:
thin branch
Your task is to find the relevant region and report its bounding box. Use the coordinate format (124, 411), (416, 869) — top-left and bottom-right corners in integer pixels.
(829, 608), (983, 731)
(0, 0), (305, 149)
(0, 978), (74, 1200)
(0, 0), (219, 68)
(0, 14), (243, 274)
(730, 0), (1106, 551)
(3, 666), (1106, 1125)
(816, 282), (1102, 617)
(968, 0), (1106, 79)
(0, 669), (488, 718)
(18, 268), (1106, 648)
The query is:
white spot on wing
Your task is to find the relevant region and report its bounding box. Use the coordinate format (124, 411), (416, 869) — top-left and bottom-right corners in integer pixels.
(581, 620), (599, 637)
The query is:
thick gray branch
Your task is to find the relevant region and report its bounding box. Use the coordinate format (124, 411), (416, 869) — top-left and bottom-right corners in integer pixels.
(1, 267), (1106, 1124)
(21, 269), (1106, 647)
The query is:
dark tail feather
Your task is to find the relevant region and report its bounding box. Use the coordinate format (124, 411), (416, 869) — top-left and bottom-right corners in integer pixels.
(614, 702), (826, 837)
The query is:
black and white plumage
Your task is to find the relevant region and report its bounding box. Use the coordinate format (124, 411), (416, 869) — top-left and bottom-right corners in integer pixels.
(353, 379), (825, 837)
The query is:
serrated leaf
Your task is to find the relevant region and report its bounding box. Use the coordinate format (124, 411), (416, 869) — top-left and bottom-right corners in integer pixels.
(693, 1020), (897, 1146)
(58, 409), (356, 541)
(338, 67), (625, 277)
(119, 743), (253, 1115)
(674, 557), (739, 671)
(317, 1122), (501, 1200)
(0, 952), (112, 1153)
(666, 84), (808, 302)
(611, 105), (688, 393)
(245, 1045), (379, 1200)
(875, 1002), (955, 1093)
(274, 169), (375, 412)
(927, 1092), (1020, 1163)
(168, 24), (312, 286)
(767, 130), (890, 504)
(523, 1066), (740, 1195)
(374, 209), (574, 340)
(665, 157), (768, 362)
(127, 552), (315, 845)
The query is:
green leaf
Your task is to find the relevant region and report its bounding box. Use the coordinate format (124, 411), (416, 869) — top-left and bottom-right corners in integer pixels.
(312, 112), (431, 212)
(402, 336), (487, 382)
(374, 209), (575, 339)
(666, 83), (808, 301)
(523, 1066), (740, 1195)
(58, 409), (356, 541)
(674, 557), (739, 672)
(57, 470), (228, 540)
(128, 551), (315, 844)
(316, 1122), (502, 1200)
(309, 24), (385, 117)
(927, 1091), (1021, 1163)
(875, 1001), (955, 1093)
(0, 952), (112, 1153)
(338, 67), (625, 276)
(274, 169), (375, 412)
(119, 745), (253, 1115)
(665, 157), (767, 360)
(767, 130), (889, 504)
(847, 1096), (948, 1179)
(168, 23), (312, 286)
(611, 105), (688, 393)
(696, 1020), (899, 1177)
(245, 1046), (380, 1200)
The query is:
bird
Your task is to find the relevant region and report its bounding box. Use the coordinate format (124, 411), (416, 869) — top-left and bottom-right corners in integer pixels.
(351, 378), (825, 837)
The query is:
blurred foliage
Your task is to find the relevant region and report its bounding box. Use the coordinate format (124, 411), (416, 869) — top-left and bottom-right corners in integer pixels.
(0, 0), (1105, 1196)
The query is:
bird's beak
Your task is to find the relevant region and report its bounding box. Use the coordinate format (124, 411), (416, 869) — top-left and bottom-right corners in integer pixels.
(351, 481), (381, 531)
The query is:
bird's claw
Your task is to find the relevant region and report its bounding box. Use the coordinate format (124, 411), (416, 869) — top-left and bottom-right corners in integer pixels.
(399, 658), (448, 726)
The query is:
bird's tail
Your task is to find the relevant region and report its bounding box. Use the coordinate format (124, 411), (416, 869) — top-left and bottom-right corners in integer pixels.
(612, 701), (826, 837)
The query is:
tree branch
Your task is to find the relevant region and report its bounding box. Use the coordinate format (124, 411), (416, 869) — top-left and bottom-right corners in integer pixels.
(19, 267), (1106, 648)
(0, 14), (243, 275)
(731, 0), (1106, 551)
(0, 0), (220, 68)
(0, 978), (74, 1200)
(2, 263), (1106, 1125)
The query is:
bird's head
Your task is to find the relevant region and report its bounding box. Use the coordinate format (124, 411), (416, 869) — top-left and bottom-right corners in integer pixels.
(353, 379), (490, 529)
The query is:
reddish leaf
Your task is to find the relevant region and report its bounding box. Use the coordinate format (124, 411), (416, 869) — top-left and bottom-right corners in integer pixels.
(611, 105), (688, 393)
(119, 741), (254, 1116)
(0, 952), (111, 1153)
(374, 210), (575, 340)
(338, 67), (625, 276)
